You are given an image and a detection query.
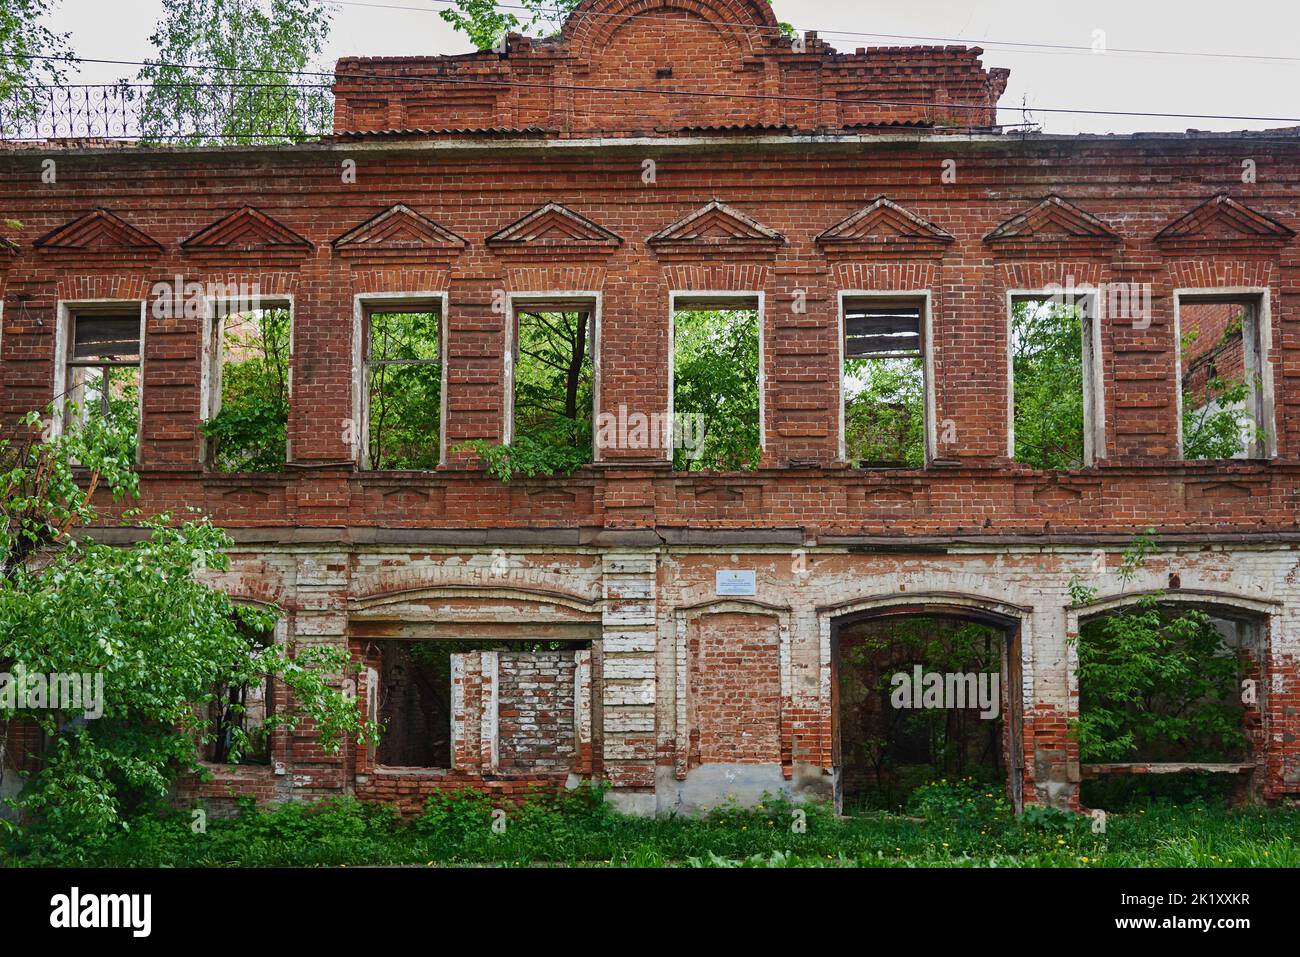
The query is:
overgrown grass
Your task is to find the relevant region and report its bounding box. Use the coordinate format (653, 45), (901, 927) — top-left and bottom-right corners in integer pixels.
(3, 778), (1296, 868)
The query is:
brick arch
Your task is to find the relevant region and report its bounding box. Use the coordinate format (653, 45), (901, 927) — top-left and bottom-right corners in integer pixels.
(1069, 587), (1278, 625)
(350, 583), (603, 618)
(561, 0), (781, 56)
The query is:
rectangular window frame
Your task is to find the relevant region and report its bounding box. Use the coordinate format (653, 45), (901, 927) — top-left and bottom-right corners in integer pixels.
(1006, 288), (1105, 468)
(667, 290), (765, 466)
(352, 291), (449, 471)
(52, 299), (148, 462)
(1173, 288), (1275, 461)
(200, 294), (295, 469)
(503, 291), (602, 460)
(837, 290), (935, 467)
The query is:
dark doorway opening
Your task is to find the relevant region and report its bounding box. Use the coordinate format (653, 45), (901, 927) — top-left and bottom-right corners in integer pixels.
(832, 608), (1022, 814)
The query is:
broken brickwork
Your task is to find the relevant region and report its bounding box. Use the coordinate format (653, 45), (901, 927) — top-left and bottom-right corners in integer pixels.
(2, 0), (1300, 815)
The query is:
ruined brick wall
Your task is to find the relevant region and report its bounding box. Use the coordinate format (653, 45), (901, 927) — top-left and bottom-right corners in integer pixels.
(3, 0), (1300, 817)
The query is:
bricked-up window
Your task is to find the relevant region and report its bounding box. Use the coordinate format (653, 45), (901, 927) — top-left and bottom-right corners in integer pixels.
(374, 639), (586, 770)
(364, 308), (442, 470)
(203, 305), (291, 472)
(62, 310), (143, 460)
(842, 297), (926, 468)
(507, 299), (596, 466)
(671, 297), (761, 471)
(1010, 295), (1101, 469)
(207, 623), (274, 765)
(1179, 297), (1269, 460)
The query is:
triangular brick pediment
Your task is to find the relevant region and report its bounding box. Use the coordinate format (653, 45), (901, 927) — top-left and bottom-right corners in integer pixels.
(34, 208), (163, 254)
(333, 204), (467, 256)
(1155, 194), (1295, 247)
(817, 196), (953, 252)
(648, 200), (785, 249)
(182, 206), (312, 253)
(984, 195), (1120, 245)
(486, 203), (621, 250)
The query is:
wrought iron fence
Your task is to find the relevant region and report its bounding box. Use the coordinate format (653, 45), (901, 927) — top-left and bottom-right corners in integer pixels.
(0, 82), (334, 144)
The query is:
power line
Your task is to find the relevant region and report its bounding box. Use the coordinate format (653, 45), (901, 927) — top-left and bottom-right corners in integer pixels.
(10, 51), (1300, 125)
(317, 0), (1300, 65)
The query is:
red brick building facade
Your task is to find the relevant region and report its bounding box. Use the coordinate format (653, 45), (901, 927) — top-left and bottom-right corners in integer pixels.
(2, 0), (1298, 813)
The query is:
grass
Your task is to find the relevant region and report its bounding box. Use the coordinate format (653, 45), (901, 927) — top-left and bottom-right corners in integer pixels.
(2, 777), (1296, 868)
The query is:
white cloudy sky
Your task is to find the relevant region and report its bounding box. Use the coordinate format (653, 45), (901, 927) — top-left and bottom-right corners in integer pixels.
(43, 0), (1300, 135)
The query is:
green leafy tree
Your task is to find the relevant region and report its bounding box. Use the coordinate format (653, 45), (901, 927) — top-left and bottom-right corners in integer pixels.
(0, 0), (71, 133)
(440, 0), (795, 49)
(1068, 534), (1248, 765)
(673, 310), (761, 472)
(201, 308), (290, 473)
(844, 355), (924, 467)
(1012, 300), (1085, 470)
(132, 0), (333, 145)
(0, 410), (373, 847)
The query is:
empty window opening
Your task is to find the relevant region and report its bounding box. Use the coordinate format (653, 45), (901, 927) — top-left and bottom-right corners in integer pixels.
(1076, 603), (1262, 809)
(671, 298), (761, 471)
(843, 297), (926, 468)
(373, 639), (587, 770)
(63, 310), (142, 458)
(1180, 298), (1268, 460)
(364, 307), (441, 470)
(507, 300), (595, 469)
(207, 622), (274, 766)
(1010, 296), (1099, 469)
(836, 615), (1008, 813)
(204, 305), (291, 473)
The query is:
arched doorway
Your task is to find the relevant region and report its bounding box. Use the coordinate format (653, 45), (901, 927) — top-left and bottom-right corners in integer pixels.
(827, 596), (1027, 814)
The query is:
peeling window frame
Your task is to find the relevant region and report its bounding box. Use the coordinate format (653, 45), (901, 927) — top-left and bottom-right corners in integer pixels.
(351, 291), (449, 471)
(667, 290), (766, 467)
(837, 290), (936, 468)
(1173, 288), (1275, 461)
(503, 291), (602, 458)
(1005, 288), (1106, 468)
(51, 298), (148, 463)
(199, 294), (295, 469)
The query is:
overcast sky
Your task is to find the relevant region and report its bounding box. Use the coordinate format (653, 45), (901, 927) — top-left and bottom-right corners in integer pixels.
(44, 0), (1300, 135)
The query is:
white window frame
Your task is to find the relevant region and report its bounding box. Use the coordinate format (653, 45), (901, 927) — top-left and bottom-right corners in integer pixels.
(503, 291), (602, 460)
(1173, 288), (1275, 460)
(837, 290), (936, 466)
(200, 294), (295, 467)
(352, 291), (449, 470)
(52, 298), (148, 463)
(1006, 288), (1105, 467)
(668, 290), (765, 466)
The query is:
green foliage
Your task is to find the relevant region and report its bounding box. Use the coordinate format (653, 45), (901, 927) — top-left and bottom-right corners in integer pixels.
(1011, 300), (1085, 470)
(907, 777), (1012, 827)
(1074, 597), (1247, 763)
(673, 309), (761, 471)
(0, 410), (373, 848)
(131, 0), (333, 145)
(12, 783), (1298, 868)
(368, 311), (442, 470)
(201, 308), (290, 473)
(844, 355), (924, 467)
(0, 0), (71, 128)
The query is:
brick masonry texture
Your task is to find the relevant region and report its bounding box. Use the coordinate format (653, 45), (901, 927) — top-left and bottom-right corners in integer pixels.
(2, 0), (1299, 813)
